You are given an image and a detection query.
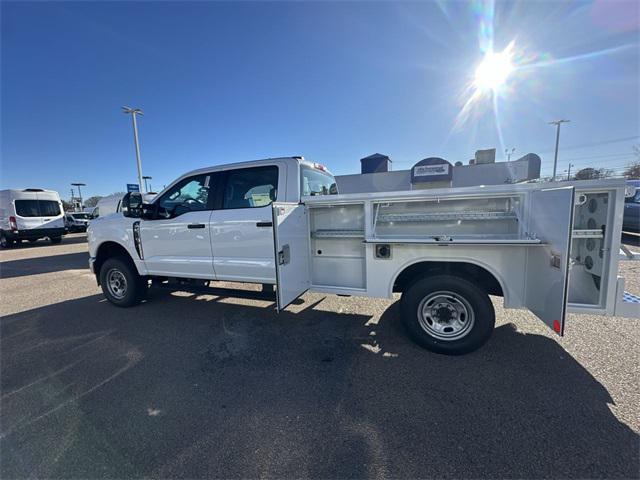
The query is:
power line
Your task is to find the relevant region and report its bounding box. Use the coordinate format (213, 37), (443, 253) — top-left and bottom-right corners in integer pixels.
(561, 152), (634, 161)
(537, 135), (639, 154)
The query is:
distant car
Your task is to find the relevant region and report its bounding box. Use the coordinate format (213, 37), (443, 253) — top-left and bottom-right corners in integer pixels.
(65, 212), (92, 233)
(623, 180), (640, 233)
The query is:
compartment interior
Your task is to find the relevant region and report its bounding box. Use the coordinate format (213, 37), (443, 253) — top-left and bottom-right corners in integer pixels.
(568, 191), (611, 307)
(308, 204), (366, 289)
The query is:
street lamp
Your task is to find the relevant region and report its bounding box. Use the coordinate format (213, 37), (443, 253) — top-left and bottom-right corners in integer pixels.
(122, 106), (145, 193)
(549, 119), (570, 181)
(71, 182), (86, 211)
(142, 175), (152, 192)
(505, 147), (516, 162)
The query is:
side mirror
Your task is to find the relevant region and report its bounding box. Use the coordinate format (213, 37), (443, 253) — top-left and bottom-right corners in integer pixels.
(141, 203), (157, 220)
(122, 192), (143, 218)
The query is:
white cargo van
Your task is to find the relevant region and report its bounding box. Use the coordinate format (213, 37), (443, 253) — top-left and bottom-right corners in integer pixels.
(0, 189), (65, 247)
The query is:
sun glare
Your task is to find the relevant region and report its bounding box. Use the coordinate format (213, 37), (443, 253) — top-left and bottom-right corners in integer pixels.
(474, 47), (514, 91)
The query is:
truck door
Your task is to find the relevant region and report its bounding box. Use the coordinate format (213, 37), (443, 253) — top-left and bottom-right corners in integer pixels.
(272, 203), (310, 312)
(209, 165), (280, 284)
(524, 186), (575, 335)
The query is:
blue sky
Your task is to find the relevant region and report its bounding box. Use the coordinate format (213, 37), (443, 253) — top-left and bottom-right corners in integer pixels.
(2, 1), (639, 197)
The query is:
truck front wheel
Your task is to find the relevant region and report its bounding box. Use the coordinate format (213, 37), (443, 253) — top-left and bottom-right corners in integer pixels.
(99, 257), (147, 307)
(400, 275), (495, 355)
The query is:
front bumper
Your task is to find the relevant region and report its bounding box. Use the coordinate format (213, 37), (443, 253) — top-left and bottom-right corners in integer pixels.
(5, 227), (65, 240)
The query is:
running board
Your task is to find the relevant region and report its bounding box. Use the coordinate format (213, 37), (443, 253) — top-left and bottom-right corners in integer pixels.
(151, 281), (277, 302)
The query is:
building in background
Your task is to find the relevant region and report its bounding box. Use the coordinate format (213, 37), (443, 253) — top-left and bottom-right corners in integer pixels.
(336, 151), (541, 194)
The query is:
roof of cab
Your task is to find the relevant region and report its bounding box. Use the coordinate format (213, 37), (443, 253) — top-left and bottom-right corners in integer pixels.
(180, 157), (303, 179)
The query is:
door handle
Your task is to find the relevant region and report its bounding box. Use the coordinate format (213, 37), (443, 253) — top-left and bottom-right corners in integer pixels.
(188, 223), (206, 229)
(256, 221), (273, 227)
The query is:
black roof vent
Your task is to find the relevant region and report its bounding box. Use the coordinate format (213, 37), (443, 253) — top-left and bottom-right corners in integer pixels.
(23, 188), (45, 192)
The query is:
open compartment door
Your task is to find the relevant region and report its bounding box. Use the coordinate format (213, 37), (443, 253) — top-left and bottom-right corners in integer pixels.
(272, 203), (311, 312)
(524, 186), (575, 335)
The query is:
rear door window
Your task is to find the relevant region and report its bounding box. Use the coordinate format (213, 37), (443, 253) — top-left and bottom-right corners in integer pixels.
(15, 200), (40, 217)
(222, 166), (278, 209)
(15, 199), (61, 217)
(39, 201), (61, 216)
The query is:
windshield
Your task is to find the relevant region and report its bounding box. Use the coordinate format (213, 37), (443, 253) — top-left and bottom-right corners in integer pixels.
(300, 166), (338, 196)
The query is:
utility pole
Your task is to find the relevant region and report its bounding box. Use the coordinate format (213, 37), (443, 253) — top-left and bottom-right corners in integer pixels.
(71, 183), (86, 211)
(549, 119), (570, 181)
(505, 147), (515, 162)
(567, 162), (574, 180)
(122, 106), (145, 193)
(142, 175), (152, 192)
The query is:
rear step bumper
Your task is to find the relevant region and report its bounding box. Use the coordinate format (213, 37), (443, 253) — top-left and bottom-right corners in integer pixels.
(614, 277), (640, 318)
(4, 227), (65, 240)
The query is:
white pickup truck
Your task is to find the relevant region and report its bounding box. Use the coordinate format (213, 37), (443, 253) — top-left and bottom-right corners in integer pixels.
(87, 156), (639, 355)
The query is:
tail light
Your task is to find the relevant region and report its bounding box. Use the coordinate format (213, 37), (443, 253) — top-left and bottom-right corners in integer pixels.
(9, 216), (17, 231)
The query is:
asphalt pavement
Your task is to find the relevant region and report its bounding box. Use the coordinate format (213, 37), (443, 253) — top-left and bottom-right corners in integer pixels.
(1, 233), (638, 479)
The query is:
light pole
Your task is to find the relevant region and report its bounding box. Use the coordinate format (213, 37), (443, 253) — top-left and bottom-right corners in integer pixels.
(566, 162), (574, 180)
(549, 119), (570, 181)
(142, 175), (152, 192)
(71, 183), (86, 211)
(505, 147), (515, 162)
(122, 106), (145, 193)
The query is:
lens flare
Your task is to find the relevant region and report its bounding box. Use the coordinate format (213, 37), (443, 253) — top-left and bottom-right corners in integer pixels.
(474, 46), (514, 91)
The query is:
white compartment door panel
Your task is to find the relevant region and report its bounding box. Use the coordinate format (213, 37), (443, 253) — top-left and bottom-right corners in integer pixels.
(524, 186), (575, 335)
(273, 203), (310, 311)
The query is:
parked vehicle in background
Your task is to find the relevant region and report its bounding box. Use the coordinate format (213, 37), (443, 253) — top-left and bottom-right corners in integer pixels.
(92, 193), (157, 219)
(92, 195), (123, 219)
(0, 188), (65, 247)
(65, 212), (92, 232)
(623, 180), (640, 233)
(88, 156), (639, 355)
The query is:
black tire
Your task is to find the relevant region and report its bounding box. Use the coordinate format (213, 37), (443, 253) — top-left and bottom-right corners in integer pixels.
(50, 236), (62, 244)
(400, 274), (495, 355)
(28, 239), (38, 243)
(99, 256), (147, 307)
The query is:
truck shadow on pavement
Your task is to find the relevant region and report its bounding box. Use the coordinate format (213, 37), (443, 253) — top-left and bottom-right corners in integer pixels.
(0, 252), (89, 279)
(1, 291), (638, 479)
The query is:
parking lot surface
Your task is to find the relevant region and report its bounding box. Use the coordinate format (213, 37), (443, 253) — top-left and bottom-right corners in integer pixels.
(1, 233), (639, 478)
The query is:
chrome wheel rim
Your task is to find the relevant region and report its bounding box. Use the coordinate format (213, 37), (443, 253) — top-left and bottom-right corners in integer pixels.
(106, 268), (128, 300)
(417, 290), (475, 341)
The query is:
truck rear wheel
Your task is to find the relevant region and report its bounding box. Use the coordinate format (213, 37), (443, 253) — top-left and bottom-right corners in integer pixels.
(400, 275), (495, 355)
(50, 236), (62, 244)
(99, 257), (147, 307)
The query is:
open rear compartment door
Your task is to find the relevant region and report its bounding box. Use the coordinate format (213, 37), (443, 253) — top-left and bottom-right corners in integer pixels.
(524, 186), (575, 335)
(272, 202), (311, 312)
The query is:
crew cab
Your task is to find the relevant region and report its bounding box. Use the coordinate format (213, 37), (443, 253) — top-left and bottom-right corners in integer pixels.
(87, 157), (639, 355)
